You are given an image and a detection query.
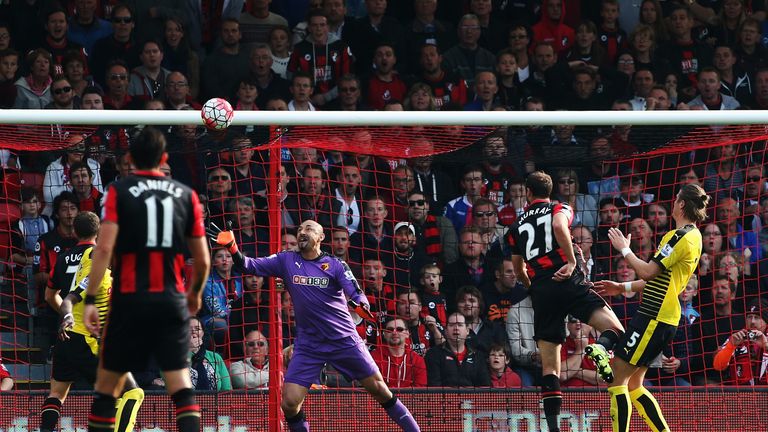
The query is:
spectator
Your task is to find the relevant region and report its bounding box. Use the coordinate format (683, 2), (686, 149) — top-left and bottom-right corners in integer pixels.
(444, 165), (485, 235)
(88, 4), (141, 89)
(464, 70), (498, 111)
(718, 197), (761, 265)
(250, 44), (291, 109)
(714, 45), (752, 106)
(14, 49), (53, 109)
(741, 164), (766, 230)
(201, 248), (243, 351)
(390, 165), (415, 221)
(0, 356), (12, 390)
(734, 17), (768, 76)
(61, 51), (93, 99)
(0, 49), (19, 108)
(572, 224), (606, 282)
(288, 9), (353, 108)
(201, 18), (250, 100)
(532, 0), (575, 56)
(287, 72), (317, 111)
(407, 190), (458, 265)
(230, 329), (270, 389)
(239, 0), (289, 49)
(397, 290), (444, 356)
(563, 65), (612, 110)
(597, 0), (628, 65)
(628, 68), (656, 110)
(228, 135), (267, 198)
(160, 16), (200, 99)
(207, 167), (234, 227)
(644, 85), (673, 111)
(470, 0), (508, 54)
(69, 161), (103, 214)
(365, 43), (407, 110)
(638, 0), (668, 43)
(46, 76), (77, 110)
(269, 26), (292, 79)
(331, 163), (363, 234)
(327, 73), (369, 110)
(488, 343), (522, 388)
(42, 135), (103, 217)
(686, 67), (741, 110)
(68, 0), (112, 54)
(566, 21), (604, 69)
(481, 258), (529, 323)
(554, 168), (598, 232)
(498, 178), (528, 225)
(645, 202), (671, 243)
(656, 4), (713, 99)
(346, 0), (406, 76)
(457, 285), (508, 356)
(442, 226), (495, 309)
(371, 317), (428, 388)
(506, 292), (540, 386)
(712, 298), (768, 385)
(10, 188), (51, 314)
(418, 263), (448, 328)
(403, 0), (456, 71)
(628, 217), (656, 261)
(289, 0), (324, 45)
(425, 312), (491, 387)
(470, 198), (507, 265)
(189, 317), (232, 391)
(417, 43), (468, 109)
(495, 49), (522, 111)
(230, 197), (270, 258)
(690, 276), (745, 385)
(403, 82), (437, 111)
(522, 41), (571, 106)
(360, 256), (397, 315)
(559, 316), (602, 387)
(409, 138), (456, 213)
(506, 25), (532, 84)
(442, 14), (495, 88)
(128, 39), (170, 101)
(608, 256), (641, 327)
(391, 221), (430, 290)
(350, 196), (394, 268)
(40, 7), (88, 74)
(102, 61), (135, 110)
(164, 71), (200, 110)
(592, 197), (625, 266)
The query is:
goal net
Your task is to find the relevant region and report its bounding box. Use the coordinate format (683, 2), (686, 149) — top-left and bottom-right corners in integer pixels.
(0, 110), (766, 431)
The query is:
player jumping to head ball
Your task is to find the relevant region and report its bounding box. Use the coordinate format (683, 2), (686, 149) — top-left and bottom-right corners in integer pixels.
(507, 171), (626, 432)
(210, 219), (421, 432)
(595, 183), (709, 432)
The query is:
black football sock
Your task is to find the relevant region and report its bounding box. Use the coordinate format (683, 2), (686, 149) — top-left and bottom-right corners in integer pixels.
(40, 397), (62, 432)
(172, 388), (201, 432)
(540, 374), (562, 432)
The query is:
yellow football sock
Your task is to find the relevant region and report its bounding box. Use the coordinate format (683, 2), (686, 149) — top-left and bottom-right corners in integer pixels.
(630, 386), (670, 432)
(115, 387), (145, 432)
(608, 385), (631, 432)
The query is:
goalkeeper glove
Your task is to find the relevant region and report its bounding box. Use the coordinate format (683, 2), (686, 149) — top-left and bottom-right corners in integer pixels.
(349, 299), (376, 323)
(207, 222), (238, 254)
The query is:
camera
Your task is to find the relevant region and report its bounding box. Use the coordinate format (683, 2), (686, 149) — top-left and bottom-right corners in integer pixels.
(747, 330), (758, 341)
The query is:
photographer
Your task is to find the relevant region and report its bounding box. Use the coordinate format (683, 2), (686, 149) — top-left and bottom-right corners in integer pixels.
(712, 298), (768, 385)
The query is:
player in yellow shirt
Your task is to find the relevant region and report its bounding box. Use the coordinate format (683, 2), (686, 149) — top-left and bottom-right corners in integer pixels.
(40, 212), (144, 432)
(594, 183), (709, 432)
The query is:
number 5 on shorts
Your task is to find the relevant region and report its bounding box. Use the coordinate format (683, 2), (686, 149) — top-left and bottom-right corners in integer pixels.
(626, 331), (640, 347)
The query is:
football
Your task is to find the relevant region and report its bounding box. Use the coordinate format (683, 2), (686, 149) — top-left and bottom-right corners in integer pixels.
(201, 97), (234, 130)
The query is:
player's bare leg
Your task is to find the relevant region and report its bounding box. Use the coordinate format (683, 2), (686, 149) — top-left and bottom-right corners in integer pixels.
(163, 368), (200, 432)
(40, 378), (72, 432)
(586, 306), (626, 383)
(607, 357), (668, 432)
(359, 372), (420, 431)
(537, 340), (563, 432)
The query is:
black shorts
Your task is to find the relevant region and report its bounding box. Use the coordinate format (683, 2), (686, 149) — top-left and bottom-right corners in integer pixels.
(101, 299), (190, 373)
(51, 333), (98, 383)
(614, 313), (677, 367)
(529, 273), (608, 344)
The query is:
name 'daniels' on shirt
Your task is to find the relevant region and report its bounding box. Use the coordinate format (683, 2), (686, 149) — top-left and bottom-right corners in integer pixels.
(128, 179), (184, 198)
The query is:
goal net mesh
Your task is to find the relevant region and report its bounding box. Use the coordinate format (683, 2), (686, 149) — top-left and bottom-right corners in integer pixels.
(0, 120), (766, 431)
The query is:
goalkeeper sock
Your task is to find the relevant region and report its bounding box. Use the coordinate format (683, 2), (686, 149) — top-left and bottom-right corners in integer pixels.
(40, 397), (62, 432)
(115, 387), (145, 432)
(172, 388), (200, 432)
(540, 374), (562, 432)
(88, 392), (116, 432)
(381, 396), (420, 432)
(629, 386), (670, 432)
(597, 328), (622, 351)
(608, 385), (631, 432)
(285, 410), (310, 432)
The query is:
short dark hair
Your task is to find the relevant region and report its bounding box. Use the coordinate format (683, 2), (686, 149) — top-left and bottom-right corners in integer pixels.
(129, 126), (166, 169)
(73, 211), (100, 240)
(525, 171), (553, 199)
(20, 187), (40, 203)
(456, 285), (485, 312)
(69, 161), (93, 178)
(53, 191), (79, 215)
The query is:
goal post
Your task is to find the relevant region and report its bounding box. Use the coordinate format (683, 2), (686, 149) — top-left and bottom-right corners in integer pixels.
(0, 109), (766, 431)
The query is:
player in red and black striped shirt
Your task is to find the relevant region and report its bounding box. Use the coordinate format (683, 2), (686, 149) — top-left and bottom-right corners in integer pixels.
(507, 171), (624, 432)
(82, 127), (210, 432)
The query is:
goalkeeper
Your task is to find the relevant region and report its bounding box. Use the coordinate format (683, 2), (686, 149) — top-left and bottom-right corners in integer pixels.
(209, 219), (420, 432)
(40, 212), (144, 432)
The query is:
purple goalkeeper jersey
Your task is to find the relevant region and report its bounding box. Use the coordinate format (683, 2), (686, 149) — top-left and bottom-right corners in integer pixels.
(242, 251), (368, 348)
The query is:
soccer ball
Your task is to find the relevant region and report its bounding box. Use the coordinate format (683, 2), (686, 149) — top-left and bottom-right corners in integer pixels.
(201, 98), (234, 130)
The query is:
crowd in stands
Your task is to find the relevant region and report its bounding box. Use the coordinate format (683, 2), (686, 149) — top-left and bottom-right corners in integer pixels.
(0, 0), (767, 392)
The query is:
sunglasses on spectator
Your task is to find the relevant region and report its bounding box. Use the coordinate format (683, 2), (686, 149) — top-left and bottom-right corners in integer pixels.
(246, 341), (267, 347)
(559, 179), (576, 185)
(408, 199), (426, 206)
(385, 326), (406, 332)
(474, 211), (496, 217)
(747, 176), (762, 182)
(53, 86), (72, 95)
(112, 16), (133, 23)
(109, 73), (128, 81)
(209, 175), (230, 181)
